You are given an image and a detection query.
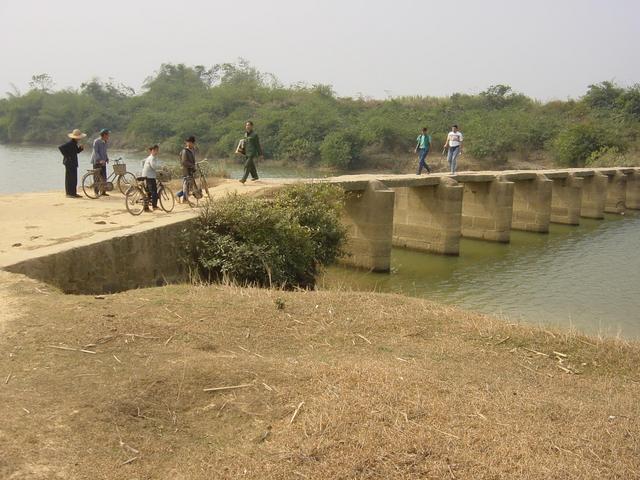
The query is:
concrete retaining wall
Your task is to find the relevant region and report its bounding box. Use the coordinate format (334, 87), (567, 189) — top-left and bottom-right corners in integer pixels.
(550, 174), (583, 225)
(510, 174), (553, 233)
(627, 169), (640, 210)
(392, 178), (463, 255)
(603, 171), (627, 214)
(461, 179), (514, 242)
(579, 172), (607, 219)
(341, 180), (395, 272)
(5, 219), (194, 294)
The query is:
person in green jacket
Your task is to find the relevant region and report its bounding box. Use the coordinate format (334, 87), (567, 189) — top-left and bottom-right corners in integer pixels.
(240, 121), (263, 184)
(415, 127), (432, 174)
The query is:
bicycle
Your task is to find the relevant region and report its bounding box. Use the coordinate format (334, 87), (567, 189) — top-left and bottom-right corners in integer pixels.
(180, 160), (210, 207)
(82, 157), (136, 199)
(125, 170), (175, 215)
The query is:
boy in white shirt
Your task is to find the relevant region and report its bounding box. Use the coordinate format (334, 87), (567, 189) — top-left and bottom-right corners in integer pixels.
(443, 125), (464, 174)
(141, 145), (160, 211)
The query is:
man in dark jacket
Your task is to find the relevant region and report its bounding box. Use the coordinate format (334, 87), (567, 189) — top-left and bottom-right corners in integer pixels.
(240, 121), (263, 184)
(58, 129), (86, 197)
(178, 135), (197, 203)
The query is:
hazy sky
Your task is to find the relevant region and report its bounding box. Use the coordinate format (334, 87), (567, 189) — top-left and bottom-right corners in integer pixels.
(1, 0), (639, 100)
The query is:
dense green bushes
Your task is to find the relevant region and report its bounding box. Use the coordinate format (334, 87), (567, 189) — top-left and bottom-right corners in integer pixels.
(1, 64), (639, 169)
(180, 183), (347, 288)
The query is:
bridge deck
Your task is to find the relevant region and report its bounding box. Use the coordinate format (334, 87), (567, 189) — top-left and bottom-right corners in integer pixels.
(1, 167), (637, 270)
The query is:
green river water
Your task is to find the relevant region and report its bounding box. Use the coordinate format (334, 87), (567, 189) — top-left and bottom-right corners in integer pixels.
(2, 144), (639, 339)
(322, 213), (640, 339)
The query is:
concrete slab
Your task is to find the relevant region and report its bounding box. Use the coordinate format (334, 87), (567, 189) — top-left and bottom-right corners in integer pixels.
(499, 171), (539, 181)
(452, 173), (499, 183)
(540, 170), (570, 179)
(0, 180), (277, 269)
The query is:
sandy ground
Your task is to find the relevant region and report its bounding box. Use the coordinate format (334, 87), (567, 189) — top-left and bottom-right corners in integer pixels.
(0, 179), (282, 268)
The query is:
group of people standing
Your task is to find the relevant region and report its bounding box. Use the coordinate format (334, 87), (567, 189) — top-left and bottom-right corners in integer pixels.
(58, 120), (265, 204)
(414, 125), (464, 175)
(58, 127), (112, 198)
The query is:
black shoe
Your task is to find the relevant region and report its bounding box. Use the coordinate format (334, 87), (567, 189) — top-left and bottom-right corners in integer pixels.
(239, 179), (246, 184)
(66, 194), (78, 198)
(251, 177), (259, 181)
(101, 192), (110, 196)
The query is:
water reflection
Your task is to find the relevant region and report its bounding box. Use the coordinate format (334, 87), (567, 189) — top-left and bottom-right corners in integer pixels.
(323, 213), (640, 339)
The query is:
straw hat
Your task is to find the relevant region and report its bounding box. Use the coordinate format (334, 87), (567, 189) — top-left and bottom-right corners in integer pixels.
(67, 129), (87, 139)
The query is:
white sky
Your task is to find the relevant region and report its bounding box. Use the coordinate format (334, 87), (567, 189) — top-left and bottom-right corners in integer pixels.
(0, 0), (639, 100)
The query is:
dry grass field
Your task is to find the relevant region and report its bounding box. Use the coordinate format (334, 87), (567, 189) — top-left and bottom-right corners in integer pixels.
(1, 271), (639, 479)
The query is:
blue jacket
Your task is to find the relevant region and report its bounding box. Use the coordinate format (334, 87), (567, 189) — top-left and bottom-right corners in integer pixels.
(90, 137), (109, 166)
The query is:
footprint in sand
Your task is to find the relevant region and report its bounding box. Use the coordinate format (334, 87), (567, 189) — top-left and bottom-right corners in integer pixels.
(94, 221), (107, 225)
(25, 225), (40, 230)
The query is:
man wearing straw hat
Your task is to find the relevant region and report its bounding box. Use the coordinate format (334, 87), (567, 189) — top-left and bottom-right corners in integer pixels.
(58, 129), (86, 198)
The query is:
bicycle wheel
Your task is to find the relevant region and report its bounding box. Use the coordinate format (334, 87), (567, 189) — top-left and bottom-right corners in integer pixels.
(82, 171), (101, 199)
(125, 186), (146, 215)
(184, 178), (199, 207)
(200, 175), (210, 198)
(158, 185), (175, 213)
(117, 172), (137, 194)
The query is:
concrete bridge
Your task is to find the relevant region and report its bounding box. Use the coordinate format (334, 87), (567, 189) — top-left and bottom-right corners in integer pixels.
(331, 167), (640, 272)
(2, 167), (638, 293)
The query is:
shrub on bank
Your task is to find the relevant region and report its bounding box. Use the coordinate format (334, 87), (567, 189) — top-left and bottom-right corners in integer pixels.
(180, 183), (347, 288)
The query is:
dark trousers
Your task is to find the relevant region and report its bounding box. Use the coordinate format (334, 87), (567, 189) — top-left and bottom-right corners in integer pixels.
(93, 164), (107, 194)
(241, 156), (259, 182)
(64, 163), (77, 195)
(417, 148), (431, 174)
(146, 178), (158, 208)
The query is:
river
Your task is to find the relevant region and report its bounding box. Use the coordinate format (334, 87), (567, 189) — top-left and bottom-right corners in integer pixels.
(322, 213), (640, 339)
(0, 143), (325, 195)
(2, 144), (639, 338)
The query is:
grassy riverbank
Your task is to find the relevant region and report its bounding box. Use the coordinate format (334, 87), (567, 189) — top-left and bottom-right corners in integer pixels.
(1, 271), (639, 479)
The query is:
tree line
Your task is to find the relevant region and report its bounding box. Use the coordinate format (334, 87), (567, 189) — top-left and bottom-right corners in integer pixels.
(1, 61), (639, 169)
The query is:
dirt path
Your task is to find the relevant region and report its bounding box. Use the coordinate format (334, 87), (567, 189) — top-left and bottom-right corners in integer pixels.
(0, 179), (283, 268)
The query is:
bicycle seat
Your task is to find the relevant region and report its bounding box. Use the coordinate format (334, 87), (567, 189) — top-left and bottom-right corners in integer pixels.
(136, 176), (146, 181)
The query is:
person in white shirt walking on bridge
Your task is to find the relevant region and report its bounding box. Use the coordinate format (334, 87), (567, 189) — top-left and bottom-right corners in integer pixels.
(443, 125), (464, 174)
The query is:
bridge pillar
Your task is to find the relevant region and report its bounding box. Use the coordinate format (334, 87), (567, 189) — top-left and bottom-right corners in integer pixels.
(579, 172), (607, 219)
(392, 177), (463, 255)
(341, 180), (394, 272)
(511, 173), (553, 233)
(603, 171), (627, 214)
(550, 174), (583, 225)
(626, 169), (640, 210)
(461, 177), (514, 242)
